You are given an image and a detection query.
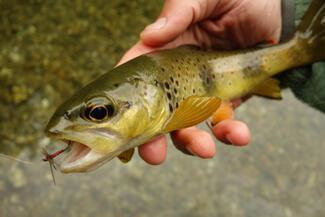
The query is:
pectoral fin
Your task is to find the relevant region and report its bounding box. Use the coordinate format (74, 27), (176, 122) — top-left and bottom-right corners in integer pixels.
(118, 148), (134, 163)
(162, 96), (221, 133)
(211, 101), (234, 126)
(252, 78), (282, 99)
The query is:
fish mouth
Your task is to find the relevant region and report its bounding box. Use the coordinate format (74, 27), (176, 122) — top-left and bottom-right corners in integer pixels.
(50, 139), (115, 173)
(45, 127), (122, 173)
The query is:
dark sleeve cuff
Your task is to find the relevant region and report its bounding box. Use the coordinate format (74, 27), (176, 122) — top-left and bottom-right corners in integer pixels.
(278, 63), (325, 113)
(280, 0), (296, 42)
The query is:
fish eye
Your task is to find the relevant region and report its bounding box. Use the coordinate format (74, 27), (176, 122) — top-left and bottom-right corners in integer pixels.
(83, 97), (115, 122)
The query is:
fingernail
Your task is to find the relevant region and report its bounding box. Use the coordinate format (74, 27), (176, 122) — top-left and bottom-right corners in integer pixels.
(144, 17), (167, 30)
(224, 134), (233, 145)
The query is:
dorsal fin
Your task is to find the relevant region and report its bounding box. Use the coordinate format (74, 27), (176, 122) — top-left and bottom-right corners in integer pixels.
(162, 96), (221, 133)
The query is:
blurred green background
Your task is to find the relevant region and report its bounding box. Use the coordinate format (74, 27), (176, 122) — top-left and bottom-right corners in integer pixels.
(0, 0), (324, 216)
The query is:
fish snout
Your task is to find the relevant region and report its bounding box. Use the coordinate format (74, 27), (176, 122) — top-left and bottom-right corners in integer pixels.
(44, 117), (73, 137)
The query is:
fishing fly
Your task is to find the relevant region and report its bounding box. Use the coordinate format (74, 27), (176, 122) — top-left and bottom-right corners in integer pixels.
(42, 142), (71, 185)
(0, 141), (70, 185)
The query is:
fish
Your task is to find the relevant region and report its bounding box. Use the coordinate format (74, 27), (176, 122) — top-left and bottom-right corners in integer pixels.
(45, 0), (325, 173)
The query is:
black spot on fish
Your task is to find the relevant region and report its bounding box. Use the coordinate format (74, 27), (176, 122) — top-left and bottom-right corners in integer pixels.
(173, 88), (177, 94)
(193, 89), (196, 94)
(176, 102), (179, 108)
(169, 104), (173, 112)
(212, 74), (216, 79)
(161, 67), (165, 72)
(170, 77), (174, 83)
(243, 64), (261, 77)
(167, 92), (172, 100)
(164, 82), (170, 89)
(114, 83), (119, 87)
(199, 67), (213, 86)
(175, 80), (179, 86)
(178, 66), (181, 70)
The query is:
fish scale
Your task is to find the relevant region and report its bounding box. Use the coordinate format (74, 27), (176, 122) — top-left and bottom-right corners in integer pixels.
(149, 42), (292, 109)
(45, 0), (325, 173)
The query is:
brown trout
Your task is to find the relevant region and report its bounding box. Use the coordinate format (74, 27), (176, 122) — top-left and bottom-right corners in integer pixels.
(45, 0), (325, 173)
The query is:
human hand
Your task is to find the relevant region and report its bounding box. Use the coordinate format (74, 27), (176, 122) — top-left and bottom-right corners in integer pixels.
(118, 0), (282, 164)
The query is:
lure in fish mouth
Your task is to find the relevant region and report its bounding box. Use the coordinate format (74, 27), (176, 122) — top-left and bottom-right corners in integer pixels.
(44, 139), (112, 173)
(45, 0), (325, 173)
(43, 129), (125, 173)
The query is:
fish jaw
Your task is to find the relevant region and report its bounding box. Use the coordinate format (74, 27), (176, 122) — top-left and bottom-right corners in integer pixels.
(59, 141), (115, 173)
(46, 129), (127, 173)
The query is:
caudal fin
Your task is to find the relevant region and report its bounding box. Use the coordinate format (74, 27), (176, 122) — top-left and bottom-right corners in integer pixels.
(296, 0), (325, 61)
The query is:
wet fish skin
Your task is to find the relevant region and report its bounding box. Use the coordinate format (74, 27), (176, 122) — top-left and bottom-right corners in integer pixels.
(45, 0), (325, 173)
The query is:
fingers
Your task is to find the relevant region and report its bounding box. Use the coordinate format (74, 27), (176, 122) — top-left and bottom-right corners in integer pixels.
(140, 0), (198, 47)
(170, 119), (250, 160)
(137, 126), (217, 164)
(171, 127), (216, 158)
(138, 135), (167, 165)
(137, 120), (250, 165)
(199, 1), (282, 48)
(118, 0), (206, 65)
(211, 120), (250, 146)
(117, 42), (156, 66)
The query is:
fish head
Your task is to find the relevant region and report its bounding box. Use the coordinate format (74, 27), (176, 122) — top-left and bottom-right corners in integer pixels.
(45, 61), (169, 173)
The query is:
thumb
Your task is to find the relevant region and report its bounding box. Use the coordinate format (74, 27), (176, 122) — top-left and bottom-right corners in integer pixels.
(140, 0), (198, 47)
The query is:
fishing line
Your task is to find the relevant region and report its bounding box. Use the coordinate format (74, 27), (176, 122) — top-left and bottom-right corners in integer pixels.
(0, 153), (34, 164)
